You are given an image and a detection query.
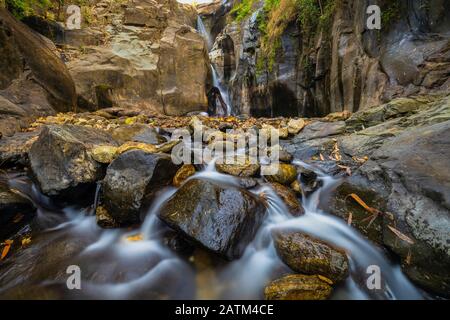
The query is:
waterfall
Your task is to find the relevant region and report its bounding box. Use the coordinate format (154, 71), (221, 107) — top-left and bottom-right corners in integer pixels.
(197, 15), (233, 116)
(211, 65), (232, 116)
(196, 16), (212, 50)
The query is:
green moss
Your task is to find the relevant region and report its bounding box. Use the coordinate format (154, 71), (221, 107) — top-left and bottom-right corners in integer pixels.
(255, 0), (336, 74)
(230, 0), (258, 22)
(381, 0), (401, 29)
(5, 0), (51, 19)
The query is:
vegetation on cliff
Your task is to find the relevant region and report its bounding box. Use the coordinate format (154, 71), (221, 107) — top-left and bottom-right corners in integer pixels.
(231, 0), (337, 72)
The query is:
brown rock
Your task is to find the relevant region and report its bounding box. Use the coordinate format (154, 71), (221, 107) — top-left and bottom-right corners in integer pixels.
(273, 231), (349, 283)
(264, 274), (332, 300)
(173, 164), (196, 187)
(269, 182), (304, 216)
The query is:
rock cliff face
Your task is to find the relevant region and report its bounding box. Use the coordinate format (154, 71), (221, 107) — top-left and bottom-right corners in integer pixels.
(61, 0), (211, 116)
(0, 8), (77, 136)
(204, 0), (450, 117)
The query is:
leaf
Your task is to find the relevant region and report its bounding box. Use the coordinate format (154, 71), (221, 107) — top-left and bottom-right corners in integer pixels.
(126, 234), (143, 242)
(347, 212), (353, 226)
(1, 240), (13, 260)
(338, 164), (352, 176)
(346, 193), (380, 215)
(21, 237), (32, 246)
(13, 213), (24, 224)
(319, 153), (325, 161)
(387, 225), (415, 245)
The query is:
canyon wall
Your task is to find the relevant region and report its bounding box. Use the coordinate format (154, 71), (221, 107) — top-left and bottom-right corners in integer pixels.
(204, 0), (450, 117)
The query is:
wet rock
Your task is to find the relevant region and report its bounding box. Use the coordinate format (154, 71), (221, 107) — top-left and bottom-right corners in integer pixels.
(102, 150), (179, 225)
(265, 145), (293, 163)
(219, 122), (234, 132)
(216, 162), (260, 177)
(345, 96), (437, 132)
(161, 230), (194, 256)
(115, 141), (158, 155)
(173, 164), (196, 187)
(296, 121), (346, 142)
(290, 180), (302, 195)
(110, 124), (166, 145)
(281, 137), (336, 162)
(0, 181), (36, 239)
(298, 166), (321, 195)
(91, 145), (118, 164)
(287, 118), (306, 135)
(327, 120), (450, 296)
(158, 179), (266, 260)
(273, 231), (349, 283)
(0, 131), (39, 167)
(325, 178), (385, 244)
(269, 183), (304, 216)
(95, 206), (119, 229)
(29, 125), (117, 196)
(264, 274), (332, 300)
(264, 164), (297, 185)
(237, 177), (258, 189)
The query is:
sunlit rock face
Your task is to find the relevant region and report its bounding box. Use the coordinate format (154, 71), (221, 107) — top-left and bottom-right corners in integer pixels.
(58, 0), (210, 116)
(0, 9), (77, 137)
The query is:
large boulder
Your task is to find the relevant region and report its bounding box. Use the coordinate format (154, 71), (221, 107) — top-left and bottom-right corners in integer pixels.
(327, 120), (450, 296)
(158, 179), (266, 260)
(0, 9), (76, 111)
(0, 181), (36, 239)
(101, 150), (179, 224)
(29, 125), (117, 196)
(273, 231), (349, 283)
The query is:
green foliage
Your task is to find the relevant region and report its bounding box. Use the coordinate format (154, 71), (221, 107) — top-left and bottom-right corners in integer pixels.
(255, 0), (336, 74)
(230, 0), (257, 22)
(296, 0), (320, 33)
(5, 0), (51, 19)
(381, 0), (401, 29)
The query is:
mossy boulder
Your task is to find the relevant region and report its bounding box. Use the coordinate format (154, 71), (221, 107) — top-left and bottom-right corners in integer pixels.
(264, 274), (333, 300)
(273, 231), (349, 283)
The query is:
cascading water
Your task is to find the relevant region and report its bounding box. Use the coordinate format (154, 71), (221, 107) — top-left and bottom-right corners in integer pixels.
(196, 15), (212, 50)
(0, 156), (428, 299)
(196, 15), (233, 116)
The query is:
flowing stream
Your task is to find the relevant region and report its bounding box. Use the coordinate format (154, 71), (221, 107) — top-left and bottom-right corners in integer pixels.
(197, 15), (232, 116)
(0, 157), (428, 300)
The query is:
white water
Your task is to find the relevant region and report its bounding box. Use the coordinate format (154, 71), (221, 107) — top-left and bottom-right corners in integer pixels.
(1, 159), (428, 299)
(211, 65), (232, 116)
(197, 16), (233, 116)
(196, 16), (213, 50)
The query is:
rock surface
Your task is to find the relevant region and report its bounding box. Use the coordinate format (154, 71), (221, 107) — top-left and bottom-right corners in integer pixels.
(101, 150), (179, 224)
(264, 274), (333, 300)
(326, 114), (450, 296)
(29, 125), (117, 196)
(63, 0), (210, 115)
(158, 179), (266, 260)
(269, 183), (304, 216)
(273, 231), (349, 283)
(217, 0), (450, 117)
(0, 181), (36, 239)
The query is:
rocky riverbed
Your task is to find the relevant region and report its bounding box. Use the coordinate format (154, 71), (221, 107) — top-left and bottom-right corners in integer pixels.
(0, 93), (449, 299)
(0, 0), (449, 300)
